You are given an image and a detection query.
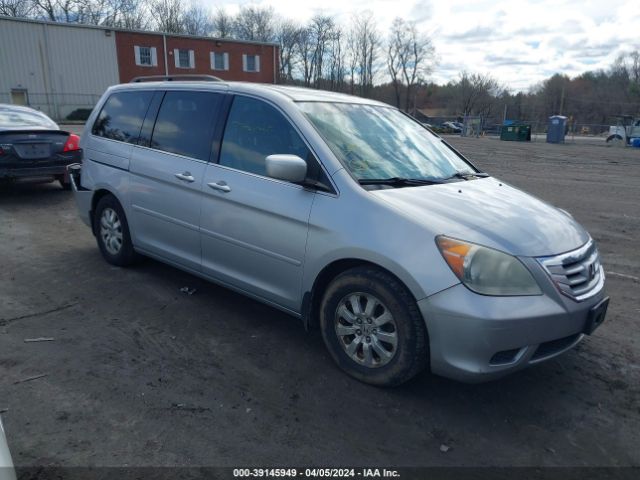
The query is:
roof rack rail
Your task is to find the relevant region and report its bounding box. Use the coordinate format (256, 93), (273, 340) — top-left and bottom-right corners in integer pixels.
(130, 75), (223, 83)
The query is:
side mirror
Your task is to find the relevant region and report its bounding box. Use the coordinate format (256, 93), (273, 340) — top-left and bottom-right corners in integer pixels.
(265, 154), (307, 183)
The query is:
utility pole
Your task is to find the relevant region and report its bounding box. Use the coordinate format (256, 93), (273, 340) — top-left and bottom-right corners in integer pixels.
(503, 104), (507, 123)
(559, 85), (565, 115)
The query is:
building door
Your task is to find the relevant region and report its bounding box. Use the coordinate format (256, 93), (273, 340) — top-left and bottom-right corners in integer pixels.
(10, 89), (28, 105)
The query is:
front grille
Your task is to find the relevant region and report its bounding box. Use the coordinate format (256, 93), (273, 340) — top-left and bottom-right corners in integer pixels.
(531, 334), (581, 361)
(537, 240), (604, 301)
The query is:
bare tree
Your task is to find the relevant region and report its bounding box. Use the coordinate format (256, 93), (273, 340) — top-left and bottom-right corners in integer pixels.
(387, 17), (435, 112)
(234, 5), (274, 42)
(275, 18), (302, 82)
(308, 14), (335, 87)
(211, 6), (233, 38)
(114, 0), (151, 29)
(182, 0), (211, 36)
(149, 0), (184, 34)
(298, 25), (315, 87)
(349, 12), (380, 96)
(32, 0), (58, 20)
(0, 0), (33, 16)
(455, 71), (504, 117)
(327, 27), (345, 91)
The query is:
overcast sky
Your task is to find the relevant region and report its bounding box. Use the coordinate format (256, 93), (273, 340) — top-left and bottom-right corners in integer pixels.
(205, 0), (640, 91)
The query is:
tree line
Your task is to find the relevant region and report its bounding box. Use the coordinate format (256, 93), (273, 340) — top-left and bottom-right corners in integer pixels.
(0, 0), (435, 110)
(2, 0), (639, 127)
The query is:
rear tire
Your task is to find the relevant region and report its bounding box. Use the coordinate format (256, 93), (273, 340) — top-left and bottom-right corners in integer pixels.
(319, 266), (429, 387)
(606, 134), (624, 146)
(93, 194), (138, 267)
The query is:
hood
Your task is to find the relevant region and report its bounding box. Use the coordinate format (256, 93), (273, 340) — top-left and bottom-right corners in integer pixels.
(371, 177), (589, 257)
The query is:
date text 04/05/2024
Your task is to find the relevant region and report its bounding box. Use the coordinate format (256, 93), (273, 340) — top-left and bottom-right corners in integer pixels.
(232, 468), (401, 478)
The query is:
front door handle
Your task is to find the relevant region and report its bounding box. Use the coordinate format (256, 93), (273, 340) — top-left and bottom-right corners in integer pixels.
(207, 181), (231, 193)
(175, 172), (195, 182)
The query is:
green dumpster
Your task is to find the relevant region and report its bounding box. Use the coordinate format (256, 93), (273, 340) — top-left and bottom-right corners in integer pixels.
(500, 124), (531, 141)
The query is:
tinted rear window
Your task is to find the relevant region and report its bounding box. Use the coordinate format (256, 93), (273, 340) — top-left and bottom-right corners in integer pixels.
(92, 91), (153, 143)
(150, 91), (221, 161)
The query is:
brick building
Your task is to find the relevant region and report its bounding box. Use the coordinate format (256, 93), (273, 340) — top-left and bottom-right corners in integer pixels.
(0, 16), (279, 120)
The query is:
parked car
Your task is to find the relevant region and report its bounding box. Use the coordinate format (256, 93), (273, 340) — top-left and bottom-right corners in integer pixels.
(70, 80), (608, 386)
(0, 104), (81, 189)
(441, 121), (462, 133)
(0, 417), (16, 480)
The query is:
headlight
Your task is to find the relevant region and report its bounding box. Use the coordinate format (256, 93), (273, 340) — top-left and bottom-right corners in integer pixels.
(436, 236), (542, 296)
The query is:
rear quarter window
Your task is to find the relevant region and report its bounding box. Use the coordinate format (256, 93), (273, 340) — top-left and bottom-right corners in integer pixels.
(92, 91), (153, 143)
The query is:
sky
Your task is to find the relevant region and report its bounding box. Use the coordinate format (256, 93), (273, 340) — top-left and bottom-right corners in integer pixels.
(204, 0), (640, 92)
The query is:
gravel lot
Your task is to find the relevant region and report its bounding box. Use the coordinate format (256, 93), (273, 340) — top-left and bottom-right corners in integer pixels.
(1, 136), (639, 470)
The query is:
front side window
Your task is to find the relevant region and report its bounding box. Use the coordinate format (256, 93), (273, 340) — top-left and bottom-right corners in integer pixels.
(298, 102), (475, 181)
(219, 96), (309, 176)
(92, 91), (153, 143)
(150, 91), (220, 161)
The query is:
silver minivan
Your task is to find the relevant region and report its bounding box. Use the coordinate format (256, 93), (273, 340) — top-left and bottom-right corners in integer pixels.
(70, 79), (608, 385)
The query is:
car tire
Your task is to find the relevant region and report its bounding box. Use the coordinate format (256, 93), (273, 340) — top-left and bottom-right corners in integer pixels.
(319, 266), (429, 387)
(93, 194), (138, 267)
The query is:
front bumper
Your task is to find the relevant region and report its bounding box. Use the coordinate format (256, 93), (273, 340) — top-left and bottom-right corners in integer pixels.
(418, 283), (607, 383)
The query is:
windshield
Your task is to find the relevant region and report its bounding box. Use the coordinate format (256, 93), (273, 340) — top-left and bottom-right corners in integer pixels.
(298, 102), (475, 181)
(0, 108), (57, 129)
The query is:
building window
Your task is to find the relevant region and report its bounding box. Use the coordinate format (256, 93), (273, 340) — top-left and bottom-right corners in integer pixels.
(134, 46), (157, 67)
(242, 54), (260, 73)
(210, 52), (229, 71)
(174, 49), (195, 69)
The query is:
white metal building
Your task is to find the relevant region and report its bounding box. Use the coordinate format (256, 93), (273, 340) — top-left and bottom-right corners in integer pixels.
(0, 16), (120, 120)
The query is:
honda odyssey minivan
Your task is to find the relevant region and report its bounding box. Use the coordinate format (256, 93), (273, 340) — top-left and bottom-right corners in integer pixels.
(69, 78), (608, 385)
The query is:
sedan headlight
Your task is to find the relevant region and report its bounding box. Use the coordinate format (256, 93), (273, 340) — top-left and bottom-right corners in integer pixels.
(436, 236), (542, 296)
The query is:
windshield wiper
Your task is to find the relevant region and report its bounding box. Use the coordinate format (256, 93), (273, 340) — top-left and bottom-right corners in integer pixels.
(358, 177), (445, 187)
(444, 171), (490, 181)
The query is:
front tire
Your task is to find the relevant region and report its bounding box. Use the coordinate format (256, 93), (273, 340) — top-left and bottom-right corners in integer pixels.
(93, 194), (138, 266)
(319, 266), (429, 386)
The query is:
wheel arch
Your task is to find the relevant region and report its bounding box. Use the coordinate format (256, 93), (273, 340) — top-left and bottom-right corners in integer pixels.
(90, 188), (123, 236)
(302, 258), (422, 331)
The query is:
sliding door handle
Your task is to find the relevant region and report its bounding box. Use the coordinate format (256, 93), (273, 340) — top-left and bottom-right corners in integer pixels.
(175, 172), (195, 182)
(208, 181), (231, 193)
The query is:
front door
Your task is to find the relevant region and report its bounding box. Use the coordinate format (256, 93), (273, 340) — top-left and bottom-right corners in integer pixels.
(200, 95), (316, 311)
(129, 90), (223, 271)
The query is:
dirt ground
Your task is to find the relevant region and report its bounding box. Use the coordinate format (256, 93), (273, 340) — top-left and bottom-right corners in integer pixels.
(0, 136), (639, 470)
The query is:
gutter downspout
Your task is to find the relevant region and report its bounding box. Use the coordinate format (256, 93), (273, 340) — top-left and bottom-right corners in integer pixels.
(273, 45), (276, 84)
(163, 34), (168, 75)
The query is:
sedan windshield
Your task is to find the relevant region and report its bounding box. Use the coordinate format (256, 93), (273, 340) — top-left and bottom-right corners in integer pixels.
(298, 102), (476, 181)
